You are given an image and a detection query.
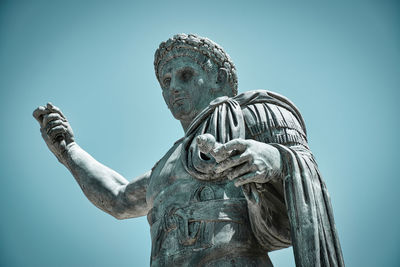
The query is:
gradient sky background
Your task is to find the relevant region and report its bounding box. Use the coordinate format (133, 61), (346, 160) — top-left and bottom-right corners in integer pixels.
(1, 1), (399, 266)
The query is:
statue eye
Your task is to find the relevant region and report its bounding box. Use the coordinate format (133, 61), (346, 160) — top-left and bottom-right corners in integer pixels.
(180, 69), (193, 82)
(163, 77), (171, 87)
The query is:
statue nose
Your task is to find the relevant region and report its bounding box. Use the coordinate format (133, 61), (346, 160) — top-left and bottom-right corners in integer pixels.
(171, 85), (183, 95)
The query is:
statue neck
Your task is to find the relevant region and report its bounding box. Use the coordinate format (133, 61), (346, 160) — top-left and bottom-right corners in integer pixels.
(179, 91), (234, 134)
(180, 120), (191, 134)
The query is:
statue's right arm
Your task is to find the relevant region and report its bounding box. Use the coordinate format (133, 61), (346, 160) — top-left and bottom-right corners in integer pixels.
(33, 103), (151, 220)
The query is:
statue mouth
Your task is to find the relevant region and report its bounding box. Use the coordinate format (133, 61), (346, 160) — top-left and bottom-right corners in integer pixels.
(173, 97), (187, 106)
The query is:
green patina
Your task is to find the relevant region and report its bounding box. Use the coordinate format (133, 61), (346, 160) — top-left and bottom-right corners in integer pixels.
(33, 34), (344, 267)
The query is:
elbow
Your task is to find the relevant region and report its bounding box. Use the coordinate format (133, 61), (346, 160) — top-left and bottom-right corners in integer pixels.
(109, 203), (131, 220)
(112, 212), (128, 220)
(108, 198), (141, 220)
(94, 204), (129, 220)
(109, 186), (130, 220)
(110, 205), (147, 220)
(108, 186), (149, 220)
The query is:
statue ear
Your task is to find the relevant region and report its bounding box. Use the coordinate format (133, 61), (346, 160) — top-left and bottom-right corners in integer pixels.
(217, 68), (228, 86)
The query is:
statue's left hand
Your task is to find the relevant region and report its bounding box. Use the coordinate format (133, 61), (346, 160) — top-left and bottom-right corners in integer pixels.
(197, 134), (283, 187)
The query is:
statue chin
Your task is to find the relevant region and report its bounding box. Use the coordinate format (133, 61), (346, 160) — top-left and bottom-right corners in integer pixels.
(171, 104), (196, 122)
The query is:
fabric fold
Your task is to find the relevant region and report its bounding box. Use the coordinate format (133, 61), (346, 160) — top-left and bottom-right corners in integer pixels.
(179, 90), (344, 266)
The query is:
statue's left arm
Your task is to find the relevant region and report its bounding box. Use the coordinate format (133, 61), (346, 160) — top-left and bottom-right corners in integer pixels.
(206, 102), (345, 267)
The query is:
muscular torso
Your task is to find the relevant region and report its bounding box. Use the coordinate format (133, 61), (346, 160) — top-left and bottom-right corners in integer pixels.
(146, 141), (244, 208)
(146, 140), (272, 267)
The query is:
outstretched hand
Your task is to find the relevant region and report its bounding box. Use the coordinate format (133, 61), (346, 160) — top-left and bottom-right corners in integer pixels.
(33, 103), (75, 163)
(197, 134), (283, 187)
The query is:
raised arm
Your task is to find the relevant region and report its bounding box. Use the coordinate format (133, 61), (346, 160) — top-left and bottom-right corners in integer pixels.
(33, 103), (151, 220)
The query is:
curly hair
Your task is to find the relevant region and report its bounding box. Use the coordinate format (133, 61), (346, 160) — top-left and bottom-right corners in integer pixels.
(154, 34), (238, 96)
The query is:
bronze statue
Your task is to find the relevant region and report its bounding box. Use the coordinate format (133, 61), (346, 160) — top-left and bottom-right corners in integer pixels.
(33, 34), (344, 266)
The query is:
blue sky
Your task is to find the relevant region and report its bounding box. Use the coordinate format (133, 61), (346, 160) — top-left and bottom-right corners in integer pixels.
(1, 1), (399, 266)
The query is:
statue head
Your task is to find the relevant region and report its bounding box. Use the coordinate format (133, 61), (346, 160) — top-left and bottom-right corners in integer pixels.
(154, 34), (238, 127)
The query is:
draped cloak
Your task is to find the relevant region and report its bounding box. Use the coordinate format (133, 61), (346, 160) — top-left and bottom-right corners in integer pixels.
(180, 90), (344, 267)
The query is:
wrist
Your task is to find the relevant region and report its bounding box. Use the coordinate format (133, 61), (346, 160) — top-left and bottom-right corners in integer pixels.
(59, 142), (78, 166)
(262, 143), (283, 172)
(266, 143), (285, 178)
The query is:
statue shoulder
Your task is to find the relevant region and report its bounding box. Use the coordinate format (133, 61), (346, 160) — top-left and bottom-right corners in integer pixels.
(236, 90), (308, 147)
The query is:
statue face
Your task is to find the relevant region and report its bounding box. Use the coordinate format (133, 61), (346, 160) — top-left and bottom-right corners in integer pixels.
(160, 56), (218, 123)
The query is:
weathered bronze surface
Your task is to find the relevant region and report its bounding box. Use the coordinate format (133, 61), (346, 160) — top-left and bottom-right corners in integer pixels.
(33, 34), (344, 266)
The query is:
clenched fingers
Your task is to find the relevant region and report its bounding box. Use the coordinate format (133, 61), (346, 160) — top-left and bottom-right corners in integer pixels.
(233, 171), (265, 187)
(226, 162), (257, 180)
(43, 120), (68, 134)
(46, 102), (66, 119)
(212, 139), (247, 162)
(33, 106), (50, 124)
(45, 125), (67, 141)
(42, 113), (67, 127)
(215, 153), (252, 174)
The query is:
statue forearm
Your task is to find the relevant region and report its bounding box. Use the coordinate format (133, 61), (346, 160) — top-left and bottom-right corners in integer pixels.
(62, 143), (149, 219)
(33, 103), (150, 219)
